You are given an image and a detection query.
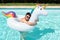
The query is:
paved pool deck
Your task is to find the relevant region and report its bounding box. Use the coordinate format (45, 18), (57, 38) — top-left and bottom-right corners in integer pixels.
(0, 6), (60, 8)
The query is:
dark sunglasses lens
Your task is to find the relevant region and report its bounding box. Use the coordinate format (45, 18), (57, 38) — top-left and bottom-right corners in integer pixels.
(27, 16), (30, 18)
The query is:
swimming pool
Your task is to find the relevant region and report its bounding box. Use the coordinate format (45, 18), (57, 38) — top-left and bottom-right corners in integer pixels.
(0, 8), (60, 40)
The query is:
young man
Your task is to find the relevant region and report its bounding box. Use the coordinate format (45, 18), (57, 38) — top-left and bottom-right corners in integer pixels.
(20, 12), (31, 23)
(20, 12), (37, 26)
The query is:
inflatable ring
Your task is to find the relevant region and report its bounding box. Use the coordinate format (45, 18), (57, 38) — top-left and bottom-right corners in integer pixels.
(3, 6), (47, 32)
(7, 15), (34, 32)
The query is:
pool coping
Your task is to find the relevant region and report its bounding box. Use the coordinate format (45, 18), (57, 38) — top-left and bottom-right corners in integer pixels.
(0, 6), (60, 8)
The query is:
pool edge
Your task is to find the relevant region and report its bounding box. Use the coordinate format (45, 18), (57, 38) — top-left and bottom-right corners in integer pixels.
(0, 6), (60, 8)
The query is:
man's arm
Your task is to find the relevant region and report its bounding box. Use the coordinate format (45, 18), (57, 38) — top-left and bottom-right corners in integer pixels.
(24, 21), (36, 26)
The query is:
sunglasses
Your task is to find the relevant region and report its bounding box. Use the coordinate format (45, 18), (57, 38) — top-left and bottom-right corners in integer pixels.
(26, 16), (30, 18)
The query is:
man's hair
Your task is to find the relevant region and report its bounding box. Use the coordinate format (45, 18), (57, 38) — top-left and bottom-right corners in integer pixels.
(26, 12), (31, 16)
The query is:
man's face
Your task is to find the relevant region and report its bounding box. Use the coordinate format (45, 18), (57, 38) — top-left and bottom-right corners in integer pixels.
(25, 15), (31, 21)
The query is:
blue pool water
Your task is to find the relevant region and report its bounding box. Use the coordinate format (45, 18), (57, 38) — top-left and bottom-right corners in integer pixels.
(0, 8), (60, 40)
